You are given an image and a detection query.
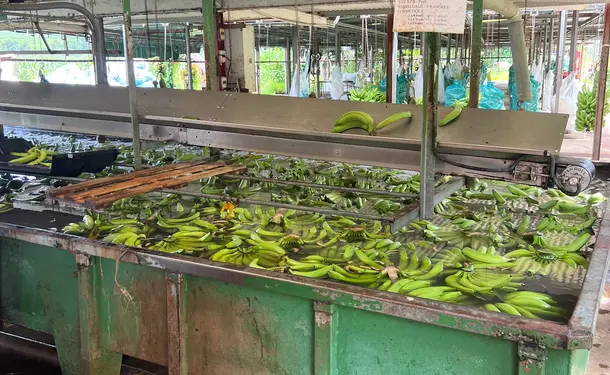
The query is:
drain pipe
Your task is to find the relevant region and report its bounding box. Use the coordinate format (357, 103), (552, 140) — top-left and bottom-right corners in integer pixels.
(0, 2), (107, 85)
(482, 0), (532, 101)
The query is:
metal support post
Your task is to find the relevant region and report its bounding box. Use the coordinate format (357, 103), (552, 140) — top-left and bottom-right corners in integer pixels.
(122, 0), (141, 170)
(547, 18), (554, 72)
(314, 37), (320, 98)
(553, 10), (567, 114)
(385, 15), (394, 104)
(92, 17), (108, 85)
(185, 23), (193, 90)
(469, 0), (483, 109)
(420, 32), (439, 219)
(593, 4), (610, 160)
(335, 31), (341, 68)
(285, 38), (292, 93)
(392, 32), (398, 104)
(542, 22), (548, 67)
(446, 35), (452, 65)
(202, 0), (217, 91)
(569, 10), (579, 72)
(292, 26), (300, 97)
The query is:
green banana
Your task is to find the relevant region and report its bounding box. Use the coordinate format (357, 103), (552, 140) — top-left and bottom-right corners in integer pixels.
(439, 105), (463, 127)
(374, 112), (412, 133)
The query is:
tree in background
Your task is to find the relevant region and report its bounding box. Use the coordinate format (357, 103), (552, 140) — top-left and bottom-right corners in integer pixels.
(259, 46), (286, 95)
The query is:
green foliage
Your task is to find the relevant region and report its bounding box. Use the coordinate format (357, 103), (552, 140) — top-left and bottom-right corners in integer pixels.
(0, 31), (92, 82)
(259, 47), (286, 95)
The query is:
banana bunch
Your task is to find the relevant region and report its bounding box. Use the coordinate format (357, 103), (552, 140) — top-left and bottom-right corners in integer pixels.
(398, 250), (444, 280)
(9, 147), (55, 167)
(332, 111), (375, 135)
(445, 269), (522, 295)
(505, 247), (588, 269)
(212, 241), (286, 267)
(485, 291), (569, 320)
(349, 87), (386, 103)
(575, 86), (599, 132)
(332, 111), (413, 136)
(438, 247), (514, 269)
(103, 228), (146, 247)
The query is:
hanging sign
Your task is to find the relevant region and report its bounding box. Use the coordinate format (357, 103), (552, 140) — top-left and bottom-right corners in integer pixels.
(393, 0), (467, 34)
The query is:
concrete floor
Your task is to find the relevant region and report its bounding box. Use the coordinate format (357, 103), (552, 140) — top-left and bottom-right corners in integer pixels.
(562, 131), (610, 160)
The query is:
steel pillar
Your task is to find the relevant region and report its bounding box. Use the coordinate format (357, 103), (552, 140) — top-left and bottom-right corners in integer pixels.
(285, 38), (292, 92)
(185, 23), (193, 90)
(547, 18), (555, 72)
(203, 0), (217, 91)
(335, 31), (341, 68)
(569, 10), (579, 73)
(469, 0), (483, 109)
(292, 26), (300, 96)
(420, 32), (439, 219)
(385, 15), (394, 104)
(554, 11), (568, 114)
(122, 0), (141, 170)
(593, 4), (610, 160)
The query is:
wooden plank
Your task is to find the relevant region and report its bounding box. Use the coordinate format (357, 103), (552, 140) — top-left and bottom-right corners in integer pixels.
(49, 161), (219, 198)
(68, 163), (223, 202)
(85, 165), (246, 208)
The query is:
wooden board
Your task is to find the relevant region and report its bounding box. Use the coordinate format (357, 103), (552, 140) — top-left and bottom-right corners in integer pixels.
(49, 161), (246, 209)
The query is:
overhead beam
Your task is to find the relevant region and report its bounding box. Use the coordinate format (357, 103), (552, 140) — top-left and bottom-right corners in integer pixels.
(223, 8), (332, 28)
(0, 21), (87, 34)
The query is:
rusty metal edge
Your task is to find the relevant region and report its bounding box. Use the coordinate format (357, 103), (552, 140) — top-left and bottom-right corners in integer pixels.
(0, 222), (578, 350)
(566, 200), (610, 350)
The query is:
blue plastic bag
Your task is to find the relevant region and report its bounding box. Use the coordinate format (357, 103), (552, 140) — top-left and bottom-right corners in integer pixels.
(479, 81), (505, 110)
(378, 74), (408, 103)
(444, 81), (466, 107)
(509, 66), (540, 112)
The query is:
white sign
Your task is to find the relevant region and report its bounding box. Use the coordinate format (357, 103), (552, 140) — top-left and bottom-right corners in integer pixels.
(393, 0), (467, 34)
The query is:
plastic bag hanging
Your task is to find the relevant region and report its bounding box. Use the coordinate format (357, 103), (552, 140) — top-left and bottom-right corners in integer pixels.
(289, 48), (311, 98)
(414, 66), (424, 102)
(437, 65), (446, 105)
(330, 65), (346, 100)
(542, 70), (555, 112)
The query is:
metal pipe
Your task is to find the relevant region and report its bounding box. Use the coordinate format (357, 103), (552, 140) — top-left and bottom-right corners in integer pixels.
(0, 1), (107, 84)
(469, 0), (484, 109)
(122, 0), (141, 170)
(185, 23), (193, 90)
(554, 10), (568, 114)
(385, 15), (394, 104)
(569, 10), (579, 72)
(593, 4), (610, 161)
(420, 32), (439, 220)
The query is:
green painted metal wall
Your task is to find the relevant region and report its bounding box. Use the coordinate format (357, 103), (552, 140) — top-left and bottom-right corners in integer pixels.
(0, 238), (591, 375)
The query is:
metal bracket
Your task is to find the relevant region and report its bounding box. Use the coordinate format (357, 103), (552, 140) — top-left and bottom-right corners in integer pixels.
(518, 342), (547, 375)
(514, 162), (548, 186)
